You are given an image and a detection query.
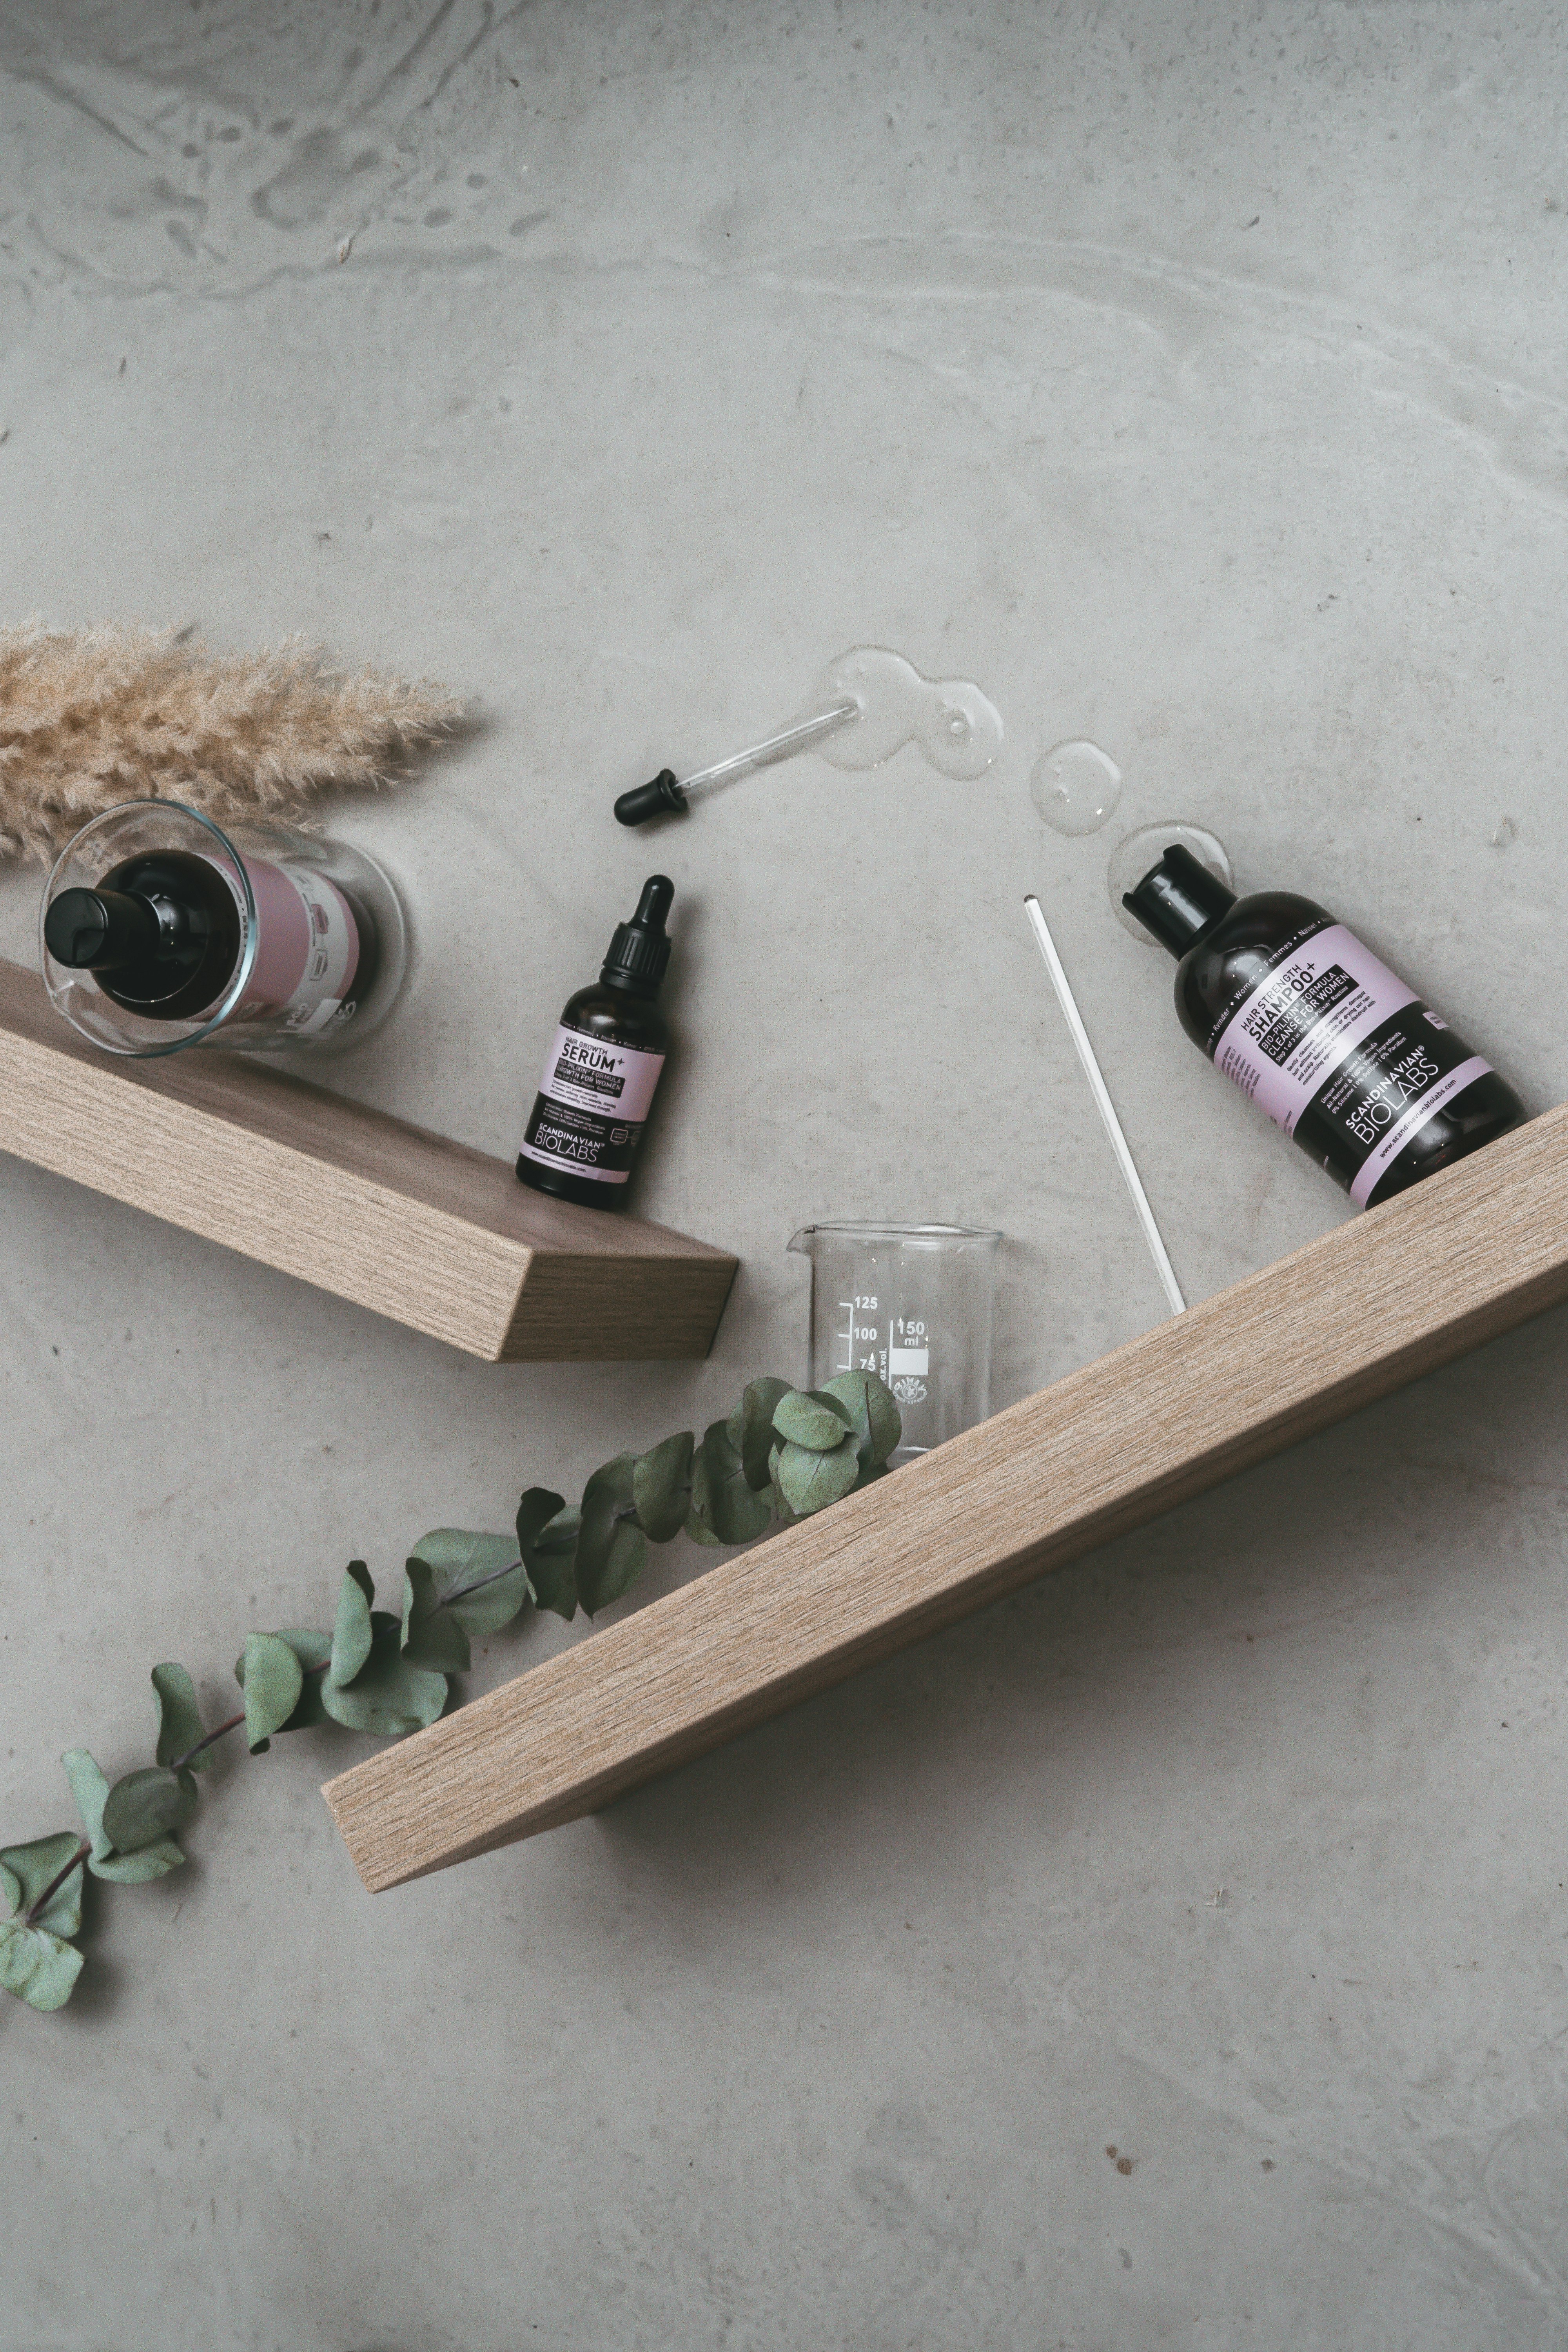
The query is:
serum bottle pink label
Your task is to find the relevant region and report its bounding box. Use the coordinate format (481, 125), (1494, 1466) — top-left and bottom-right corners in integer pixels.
(518, 1022), (666, 1184)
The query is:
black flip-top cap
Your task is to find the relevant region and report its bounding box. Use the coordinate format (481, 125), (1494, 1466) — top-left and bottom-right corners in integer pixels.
(43, 885), (162, 974)
(1122, 843), (1236, 958)
(603, 875), (674, 992)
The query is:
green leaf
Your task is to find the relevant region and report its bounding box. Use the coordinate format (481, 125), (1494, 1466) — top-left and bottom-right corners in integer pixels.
(232, 1630), (331, 1734)
(329, 1560), (376, 1687)
(518, 1489), (578, 1619)
(319, 1614), (449, 1737)
(632, 1431), (693, 1542)
(690, 1420), (772, 1546)
(399, 1559), (472, 1675)
(819, 1369), (903, 1470)
(772, 1389), (855, 1452)
(237, 1633), (305, 1753)
(0, 1921), (84, 2011)
(62, 1750), (183, 1883)
(575, 1455), (647, 1617)
(0, 1840), (88, 2008)
(766, 1443), (801, 1526)
(410, 1529), (529, 1639)
(726, 1377), (792, 1490)
(102, 1766), (198, 1855)
(775, 1432), (862, 1516)
(152, 1662), (212, 1772)
(684, 1509), (725, 1546)
(1, 1832), (86, 1937)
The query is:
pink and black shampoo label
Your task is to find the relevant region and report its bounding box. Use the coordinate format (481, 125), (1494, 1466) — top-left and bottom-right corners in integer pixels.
(227, 859), (362, 1037)
(518, 1021), (666, 1185)
(1207, 920), (1495, 1207)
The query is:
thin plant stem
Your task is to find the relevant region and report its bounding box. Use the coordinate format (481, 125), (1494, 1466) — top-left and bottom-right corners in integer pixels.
(172, 1713), (245, 1773)
(25, 1840), (90, 1927)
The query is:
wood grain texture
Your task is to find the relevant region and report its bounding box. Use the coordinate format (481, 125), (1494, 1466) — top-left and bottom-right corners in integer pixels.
(325, 1102), (1568, 1890)
(0, 958), (735, 1361)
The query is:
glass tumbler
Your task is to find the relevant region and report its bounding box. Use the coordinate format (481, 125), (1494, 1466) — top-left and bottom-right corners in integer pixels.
(786, 1222), (1003, 1465)
(40, 800), (407, 1058)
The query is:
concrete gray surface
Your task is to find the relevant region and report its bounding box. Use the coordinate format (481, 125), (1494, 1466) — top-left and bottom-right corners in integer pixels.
(4, 2), (1568, 2344)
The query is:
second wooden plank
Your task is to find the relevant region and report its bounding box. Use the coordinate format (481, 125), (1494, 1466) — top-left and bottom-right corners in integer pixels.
(325, 1103), (1568, 1888)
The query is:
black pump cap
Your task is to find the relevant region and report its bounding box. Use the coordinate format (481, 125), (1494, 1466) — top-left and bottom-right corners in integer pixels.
(1122, 843), (1237, 958)
(614, 770), (688, 827)
(43, 886), (162, 974)
(602, 875), (674, 993)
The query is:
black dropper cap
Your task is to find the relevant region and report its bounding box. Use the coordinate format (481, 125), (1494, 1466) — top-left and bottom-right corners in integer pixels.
(601, 875), (674, 995)
(44, 886), (163, 975)
(614, 770), (688, 827)
(1122, 843), (1237, 958)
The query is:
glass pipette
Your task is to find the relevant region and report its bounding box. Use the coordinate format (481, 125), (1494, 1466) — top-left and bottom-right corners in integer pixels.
(614, 699), (860, 826)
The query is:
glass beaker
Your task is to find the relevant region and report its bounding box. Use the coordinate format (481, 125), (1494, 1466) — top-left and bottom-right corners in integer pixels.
(40, 800), (407, 1058)
(786, 1222), (1002, 1465)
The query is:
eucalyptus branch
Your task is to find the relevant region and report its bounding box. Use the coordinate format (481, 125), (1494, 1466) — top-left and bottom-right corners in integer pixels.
(172, 1713), (245, 1773)
(25, 1842), (89, 1928)
(1, 1369), (900, 2015)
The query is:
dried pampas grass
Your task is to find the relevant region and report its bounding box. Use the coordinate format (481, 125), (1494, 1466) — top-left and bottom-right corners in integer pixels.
(0, 621), (465, 863)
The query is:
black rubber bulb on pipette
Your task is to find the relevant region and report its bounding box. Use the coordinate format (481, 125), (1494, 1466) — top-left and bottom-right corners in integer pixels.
(613, 769), (688, 827)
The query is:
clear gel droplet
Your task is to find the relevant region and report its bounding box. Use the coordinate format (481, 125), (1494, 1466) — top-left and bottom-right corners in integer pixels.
(809, 646), (1003, 782)
(1031, 739), (1123, 836)
(1108, 820), (1234, 943)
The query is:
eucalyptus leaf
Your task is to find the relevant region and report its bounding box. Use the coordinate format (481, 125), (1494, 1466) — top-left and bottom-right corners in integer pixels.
(409, 1528), (529, 1640)
(726, 1377), (791, 1491)
(519, 1490), (579, 1619)
(0, 1837), (87, 2008)
(819, 1369), (902, 1471)
(772, 1390), (854, 1452)
(238, 1632), (305, 1753)
(0, 1921), (83, 2011)
(328, 1560), (376, 1688)
(152, 1662), (212, 1772)
(690, 1421), (772, 1546)
(575, 1455), (647, 1617)
(232, 1629), (331, 1734)
(399, 1559), (472, 1675)
(775, 1432), (862, 1516)
(766, 1443), (800, 1527)
(1, 1832), (86, 1937)
(102, 1766), (198, 1855)
(683, 1509), (724, 1546)
(632, 1431), (693, 1543)
(319, 1614), (449, 1737)
(62, 1749), (183, 1883)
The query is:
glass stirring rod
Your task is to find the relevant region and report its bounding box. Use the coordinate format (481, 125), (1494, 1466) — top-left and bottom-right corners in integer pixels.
(1024, 893), (1187, 1318)
(614, 699), (860, 826)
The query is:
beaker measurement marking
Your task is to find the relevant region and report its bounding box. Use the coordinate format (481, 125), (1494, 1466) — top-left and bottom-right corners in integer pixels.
(838, 1298), (888, 1377)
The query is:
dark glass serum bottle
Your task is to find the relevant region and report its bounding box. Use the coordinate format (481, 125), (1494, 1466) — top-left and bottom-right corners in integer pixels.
(1123, 844), (1524, 1209)
(516, 877), (674, 1210)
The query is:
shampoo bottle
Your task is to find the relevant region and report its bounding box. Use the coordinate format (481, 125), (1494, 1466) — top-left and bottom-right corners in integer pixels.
(516, 876), (674, 1210)
(1123, 844), (1523, 1208)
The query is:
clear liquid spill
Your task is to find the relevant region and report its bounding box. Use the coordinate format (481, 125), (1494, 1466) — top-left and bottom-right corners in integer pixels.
(809, 647), (1004, 782)
(1109, 821), (1234, 942)
(1031, 739), (1123, 835)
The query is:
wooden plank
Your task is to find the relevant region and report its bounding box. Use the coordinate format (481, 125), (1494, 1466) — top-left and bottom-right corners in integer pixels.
(0, 958), (735, 1362)
(325, 1102), (1568, 1889)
